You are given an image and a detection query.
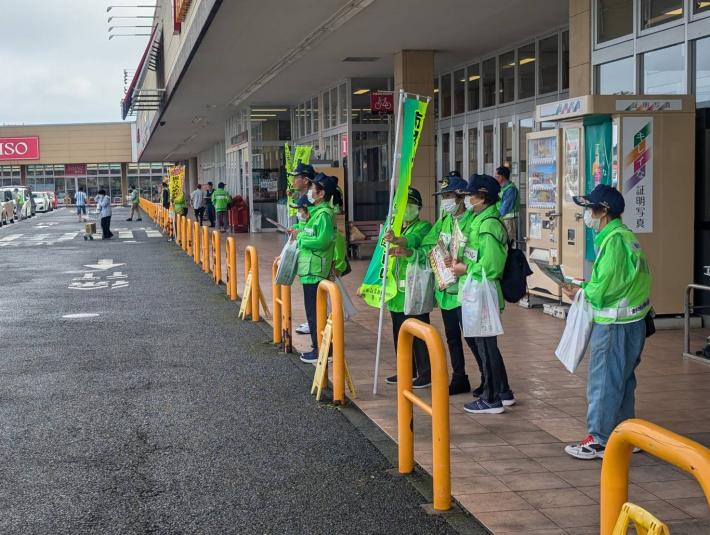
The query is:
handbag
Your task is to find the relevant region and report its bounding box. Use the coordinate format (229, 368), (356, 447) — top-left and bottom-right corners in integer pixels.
(275, 239), (299, 286)
(461, 271), (504, 338)
(554, 290), (593, 373)
(404, 251), (435, 315)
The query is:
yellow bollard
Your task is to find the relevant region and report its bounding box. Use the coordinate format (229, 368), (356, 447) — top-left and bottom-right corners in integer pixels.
(225, 237), (238, 300)
(175, 215), (182, 246)
(601, 419), (710, 534)
(193, 222), (200, 264)
(397, 319), (451, 511)
(271, 258), (293, 353)
(211, 230), (222, 284)
(316, 280), (346, 404)
(182, 216), (190, 253)
(244, 246), (260, 322)
(185, 217), (193, 256)
(201, 226), (209, 272)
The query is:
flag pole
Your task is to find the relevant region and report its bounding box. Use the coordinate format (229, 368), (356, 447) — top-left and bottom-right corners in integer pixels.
(372, 88), (405, 395)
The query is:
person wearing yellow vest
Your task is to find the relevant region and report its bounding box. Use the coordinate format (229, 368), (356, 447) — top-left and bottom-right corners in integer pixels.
(211, 182), (231, 233)
(563, 184), (652, 460)
(494, 166), (519, 246)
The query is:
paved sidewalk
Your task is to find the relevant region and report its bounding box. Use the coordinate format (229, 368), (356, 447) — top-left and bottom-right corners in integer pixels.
(195, 225), (710, 535)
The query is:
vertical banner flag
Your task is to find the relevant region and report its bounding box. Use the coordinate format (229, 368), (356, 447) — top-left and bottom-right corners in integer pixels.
(168, 165), (185, 202)
(285, 143), (313, 215)
(583, 115), (612, 261)
(621, 117), (653, 233)
(359, 96), (428, 308)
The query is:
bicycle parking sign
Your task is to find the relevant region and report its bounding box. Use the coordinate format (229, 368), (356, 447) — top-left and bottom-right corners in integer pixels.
(370, 91), (394, 114)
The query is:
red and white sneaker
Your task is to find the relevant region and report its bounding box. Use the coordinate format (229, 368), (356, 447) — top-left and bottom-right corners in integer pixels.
(565, 435), (605, 460)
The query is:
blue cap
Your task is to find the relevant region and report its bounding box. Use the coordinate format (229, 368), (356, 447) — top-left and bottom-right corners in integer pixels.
(407, 187), (423, 207)
(309, 172), (338, 196)
(289, 194), (312, 210)
(434, 172), (468, 196)
(574, 184), (625, 214)
(290, 162), (315, 179)
(467, 174), (501, 198)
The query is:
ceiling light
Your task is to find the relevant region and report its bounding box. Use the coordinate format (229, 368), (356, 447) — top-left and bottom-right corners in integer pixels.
(343, 56), (379, 62)
(468, 75), (480, 82)
(251, 113), (277, 117)
(251, 118), (269, 122)
(252, 108), (288, 112)
(665, 8), (683, 15)
(433, 88), (439, 93)
(519, 57), (535, 65)
(353, 89), (370, 95)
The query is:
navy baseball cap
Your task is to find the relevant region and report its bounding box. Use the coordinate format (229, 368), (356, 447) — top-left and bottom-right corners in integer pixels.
(434, 172), (468, 196)
(309, 173), (338, 196)
(574, 184), (625, 214)
(289, 194), (312, 210)
(407, 187), (423, 207)
(290, 162), (315, 179)
(467, 174), (501, 198)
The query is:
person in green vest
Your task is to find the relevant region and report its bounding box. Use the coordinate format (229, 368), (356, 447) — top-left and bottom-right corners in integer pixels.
(383, 187), (433, 388)
(14, 188), (24, 221)
(417, 171), (484, 396)
(211, 182), (231, 232)
(289, 173), (341, 363)
(289, 162), (315, 204)
(495, 166), (519, 246)
(451, 174), (513, 414)
(173, 189), (187, 218)
(126, 187), (142, 222)
(561, 185), (651, 460)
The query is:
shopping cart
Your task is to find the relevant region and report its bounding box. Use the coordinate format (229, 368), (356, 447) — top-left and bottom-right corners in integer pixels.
(83, 213), (97, 241)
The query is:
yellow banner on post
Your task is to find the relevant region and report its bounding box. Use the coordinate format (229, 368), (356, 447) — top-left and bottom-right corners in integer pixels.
(168, 166), (185, 202)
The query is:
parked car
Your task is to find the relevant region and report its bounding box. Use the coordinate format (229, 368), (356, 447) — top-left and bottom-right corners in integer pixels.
(31, 192), (50, 213)
(43, 191), (58, 209)
(0, 190), (14, 226)
(0, 187), (31, 219)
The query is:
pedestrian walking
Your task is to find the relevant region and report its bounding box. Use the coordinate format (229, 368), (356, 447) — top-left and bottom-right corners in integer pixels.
(14, 188), (24, 221)
(98, 189), (114, 240)
(212, 182), (231, 232)
(74, 187), (87, 222)
(383, 187), (433, 389)
(563, 185), (652, 460)
(204, 181), (216, 227)
(126, 187), (143, 221)
(452, 174), (514, 414)
(191, 184), (205, 224)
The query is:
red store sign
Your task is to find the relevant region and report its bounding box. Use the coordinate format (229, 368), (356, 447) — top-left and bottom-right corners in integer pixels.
(0, 137), (40, 161)
(370, 92), (395, 114)
(65, 164), (87, 176)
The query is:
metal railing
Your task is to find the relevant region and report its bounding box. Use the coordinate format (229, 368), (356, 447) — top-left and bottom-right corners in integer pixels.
(397, 318), (451, 511)
(272, 258), (293, 353)
(601, 419), (710, 534)
(684, 283), (710, 361)
(316, 279), (347, 405)
(225, 237), (238, 301)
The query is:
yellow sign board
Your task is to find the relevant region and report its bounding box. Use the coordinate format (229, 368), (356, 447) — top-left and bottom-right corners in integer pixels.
(168, 166), (185, 203)
(310, 316), (356, 401)
(238, 272), (252, 320)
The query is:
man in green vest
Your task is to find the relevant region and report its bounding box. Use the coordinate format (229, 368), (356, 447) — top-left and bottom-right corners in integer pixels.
(563, 185), (651, 460)
(126, 187), (142, 221)
(495, 166), (519, 246)
(211, 182), (231, 233)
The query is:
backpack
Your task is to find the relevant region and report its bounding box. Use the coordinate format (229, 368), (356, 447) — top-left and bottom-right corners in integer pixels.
(484, 217), (532, 303)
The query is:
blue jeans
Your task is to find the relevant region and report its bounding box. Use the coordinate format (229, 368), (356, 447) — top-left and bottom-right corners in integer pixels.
(587, 319), (646, 445)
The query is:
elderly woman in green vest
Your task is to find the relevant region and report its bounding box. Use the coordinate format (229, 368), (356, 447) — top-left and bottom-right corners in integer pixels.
(289, 173), (342, 364)
(451, 174), (513, 414)
(383, 187), (433, 388)
(562, 185), (651, 460)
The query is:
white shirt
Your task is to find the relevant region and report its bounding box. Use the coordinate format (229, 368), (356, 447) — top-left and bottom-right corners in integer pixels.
(99, 195), (112, 218)
(75, 191), (87, 206)
(191, 189), (204, 210)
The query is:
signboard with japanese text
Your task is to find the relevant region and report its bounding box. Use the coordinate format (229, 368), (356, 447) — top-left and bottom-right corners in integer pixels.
(370, 92), (394, 114)
(622, 117), (653, 233)
(168, 165), (185, 202)
(0, 136), (40, 161)
(65, 164), (87, 176)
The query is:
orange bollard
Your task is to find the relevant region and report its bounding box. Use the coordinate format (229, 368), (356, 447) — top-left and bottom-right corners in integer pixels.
(193, 222), (200, 264)
(244, 246), (260, 321)
(185, 217), (193, 256)
(316, 280), (346, 404)
(272, 258), (293, 353)
(211, 230), (222, 284)
(201, 226), (209, 272)
(225, 237), (238, 300)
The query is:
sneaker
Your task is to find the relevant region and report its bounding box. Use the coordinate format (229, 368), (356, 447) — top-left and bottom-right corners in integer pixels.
(299, 350), (318, 364)
(385, 375), (398, 385)
(565, 435), (605, 460)
(295, 322), (310, 335)
(449, 375), (471, 396)
(463, 399), (505, 414)
(413, 376), (431, 389)
(500, 391), (516, 407)
(126, 218), (132, 221)
(136, 218), (142, 221)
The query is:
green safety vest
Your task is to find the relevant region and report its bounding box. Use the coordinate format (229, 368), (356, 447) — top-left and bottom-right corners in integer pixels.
(131, 190), (139, 205)
(297, 203), (335, 284)
(462, 205), (508, 310)
(333, 229), (348, 276)
(419, 209), (475, 310)
(16, 193), (24, 206)
(496, 181), (520, 220)
(582, 219), (652, 324)
(212, 188), (230, 211)
(173, 192), (186, 211)
(387, 218), (433, 314)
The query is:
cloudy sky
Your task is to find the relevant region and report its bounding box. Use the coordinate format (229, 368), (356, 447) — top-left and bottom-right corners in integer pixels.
(0, 1), (152, 125)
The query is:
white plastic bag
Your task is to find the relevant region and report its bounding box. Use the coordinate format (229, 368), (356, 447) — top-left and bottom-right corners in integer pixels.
(554, 290), (593, 373)
(275, 238), (299, 286)
(332, 276), (358, 322)
(404, 252), (435, 316)
(461, 272), (504, 338)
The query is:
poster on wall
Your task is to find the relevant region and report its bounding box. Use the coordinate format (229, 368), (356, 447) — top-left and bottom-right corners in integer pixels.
(621, 117), (653, 234)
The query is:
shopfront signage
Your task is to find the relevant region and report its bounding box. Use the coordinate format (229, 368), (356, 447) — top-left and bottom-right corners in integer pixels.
(341, 135), (348, 156)
(615, 99), (682, 112)
(622, 117), (653, 234)
(65, 164), (87, 176)
(370, 92), (395, 114)
(537, 97), (586, 120)
(0, 136), (40, 160)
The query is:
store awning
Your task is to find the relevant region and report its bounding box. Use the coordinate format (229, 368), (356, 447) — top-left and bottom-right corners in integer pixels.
(121, 24), (163, 119)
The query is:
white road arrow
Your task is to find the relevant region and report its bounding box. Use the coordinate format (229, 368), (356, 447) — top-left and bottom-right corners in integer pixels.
(83, 258), (125, 270)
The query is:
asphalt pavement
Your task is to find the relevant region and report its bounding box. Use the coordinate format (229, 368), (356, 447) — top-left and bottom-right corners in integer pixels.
(0, 208), (479, 534)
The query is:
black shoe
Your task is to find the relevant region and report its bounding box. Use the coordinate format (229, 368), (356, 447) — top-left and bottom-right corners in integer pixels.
(385, 375), (398, 385)
(449, 375), (471, 395)
(126, 218), (132, 221)
(413, 376), (431, 389)
(136, 218), (142, 221)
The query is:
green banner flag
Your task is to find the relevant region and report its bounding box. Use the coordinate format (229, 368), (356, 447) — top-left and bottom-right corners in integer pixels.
(359, 96), (428, 308)
(583, 115), (612, 261)
(285, 144), (313, 215)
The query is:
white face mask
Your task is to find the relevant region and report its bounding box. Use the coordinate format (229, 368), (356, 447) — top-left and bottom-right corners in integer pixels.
(440, 198), (459, 215)
(297, 212), (307, 222)
(404, 204), (420, 223)
(464, 196), (484, 212)
(583, 209), (601, 231)
(306, 190), (316, 204)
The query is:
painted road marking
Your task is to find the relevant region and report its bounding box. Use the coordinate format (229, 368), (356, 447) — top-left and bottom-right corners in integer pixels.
(0, 234), (22, 242)
(118, 231), (133, 239)
(58, 232), (78, 241)
(83, 259), (125, 270)
(146, 230), (162, 238)
(29, 234), (50, 242)
(62, 313), (100, 319)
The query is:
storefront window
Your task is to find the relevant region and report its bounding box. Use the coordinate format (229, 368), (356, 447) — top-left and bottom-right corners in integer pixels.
(562, 31), (569, 90)
(323, 92), (331, 129)
(598, 56), (635, 94)
(597, 0), (633, 43)
(482, 58), (496, 107)
(454, 130), (464, 174)
(468, 127), (478, 175)
(696, 0), (710, 14)
(696, 37), (710, 102)
(312, 97), (319, 133)
(453, 69), (465, 115)
(643, 44), (686, 94)
(641, 0), (683, 30)
(518, 43), (535, 99)
(441, 73), (452, 117)
(500, 120), (513, 168)
(339, 83), (347, 125)
(539, 35), (559, 94)
(329, 87), (338, 128)
(305, 100), (312, 136)
(483, 125), (494, 175)
(499, 51), (515, 104)
(352, 131), (390, 220)
(467, 64), (480, 111)
(519, 117), (534, 202)
(442, 132), (451, 173)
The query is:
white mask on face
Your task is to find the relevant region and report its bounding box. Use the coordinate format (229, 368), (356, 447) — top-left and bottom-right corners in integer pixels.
(306, 190), (316, 204)
(440, 198), (459, 215)
(297, 212), (307, 223)
(583, 209), (601, 231)
(464, 196), (484, 212)
(404, 204), (420, 223)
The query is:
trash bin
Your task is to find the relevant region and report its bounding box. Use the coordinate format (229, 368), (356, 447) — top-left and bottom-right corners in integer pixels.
(251, 210), (262, 233)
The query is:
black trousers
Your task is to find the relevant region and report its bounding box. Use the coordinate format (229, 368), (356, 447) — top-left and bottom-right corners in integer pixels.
(100, 216), (113, 238)
(440, 307), (484, 384)
(467, 336), (512, 404)
(206, 204), (216, 226)
(303, 283), (319, 351)
(390, 311), (431, 381)
(195, 207), (205, 224)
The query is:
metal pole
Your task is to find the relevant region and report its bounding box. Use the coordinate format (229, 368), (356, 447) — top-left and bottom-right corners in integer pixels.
(373, 89), (405, 395)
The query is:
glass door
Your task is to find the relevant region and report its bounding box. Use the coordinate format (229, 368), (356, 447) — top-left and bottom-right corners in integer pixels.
(454, 130), (464, 175)
(482, 123), (495, 175)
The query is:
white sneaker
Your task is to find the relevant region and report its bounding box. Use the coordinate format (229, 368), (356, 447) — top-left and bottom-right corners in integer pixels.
(295, 322), (310, 335)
